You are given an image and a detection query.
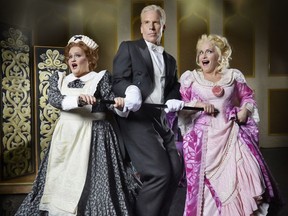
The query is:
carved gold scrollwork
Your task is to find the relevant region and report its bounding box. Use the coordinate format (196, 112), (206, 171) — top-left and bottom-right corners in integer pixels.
(36, 48), (67, 160)
(0, 28), (29, 52)
(0, 26), (67, 180)
(1, 28), (32, 179)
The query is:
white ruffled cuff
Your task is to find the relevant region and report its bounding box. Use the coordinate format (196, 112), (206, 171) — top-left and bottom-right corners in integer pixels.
(185, 100), (197, 107)
(114, 108), (129, 118)
(62, 95), (80, 110)
(241, 102), (260, 124)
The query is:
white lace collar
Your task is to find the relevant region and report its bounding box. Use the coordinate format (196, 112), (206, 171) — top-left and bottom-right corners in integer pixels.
(193, 68), (235, 86)
(65, 70), (106, 82)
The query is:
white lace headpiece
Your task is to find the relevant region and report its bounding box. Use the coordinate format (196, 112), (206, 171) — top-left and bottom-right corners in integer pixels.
(67, 35), (99, 50)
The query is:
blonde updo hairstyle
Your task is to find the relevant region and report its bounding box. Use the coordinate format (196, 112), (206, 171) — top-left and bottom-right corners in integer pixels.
(64, 41), (99, 71)
(196, 34), (232, 72)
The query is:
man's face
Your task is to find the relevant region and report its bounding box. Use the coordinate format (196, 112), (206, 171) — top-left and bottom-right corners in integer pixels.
(140, 10), (165, 45)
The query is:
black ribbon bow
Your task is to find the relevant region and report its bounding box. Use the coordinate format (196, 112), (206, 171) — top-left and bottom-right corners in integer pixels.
(67, 79), (85, 88)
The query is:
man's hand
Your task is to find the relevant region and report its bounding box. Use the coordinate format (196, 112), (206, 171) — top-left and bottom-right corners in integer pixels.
(123, 85), (142, 112)
(164, 99), (184, 113)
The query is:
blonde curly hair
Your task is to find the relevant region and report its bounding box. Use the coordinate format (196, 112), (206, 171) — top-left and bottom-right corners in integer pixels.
(196, 34), (232, 72)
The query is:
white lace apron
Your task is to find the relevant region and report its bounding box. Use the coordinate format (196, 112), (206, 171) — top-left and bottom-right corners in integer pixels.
(40, 71), (105, 215)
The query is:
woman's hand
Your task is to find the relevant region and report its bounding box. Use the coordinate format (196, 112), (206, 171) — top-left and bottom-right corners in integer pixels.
(236, 108), (250, 124)
(114, 97), (125, 110)
(79, 94), (96, 105)
(197, 102), (216, 115)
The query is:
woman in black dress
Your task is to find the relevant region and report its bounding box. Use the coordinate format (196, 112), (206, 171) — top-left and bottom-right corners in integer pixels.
(15, 35), (139, 216)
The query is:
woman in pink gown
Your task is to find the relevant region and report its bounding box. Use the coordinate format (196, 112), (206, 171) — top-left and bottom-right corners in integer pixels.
(179, 34), (282, 216)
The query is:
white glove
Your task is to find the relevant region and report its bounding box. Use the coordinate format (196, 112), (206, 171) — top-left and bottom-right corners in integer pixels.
(123, 85), (142, 112)
(164, 99), (184, 113)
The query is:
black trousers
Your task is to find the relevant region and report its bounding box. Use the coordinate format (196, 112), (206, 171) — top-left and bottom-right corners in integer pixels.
(116, 107), (182, 216)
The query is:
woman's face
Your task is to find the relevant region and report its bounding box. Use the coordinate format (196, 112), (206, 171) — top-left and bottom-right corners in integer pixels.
(68, 46), (89, 77)
(197, 41), (219, 73)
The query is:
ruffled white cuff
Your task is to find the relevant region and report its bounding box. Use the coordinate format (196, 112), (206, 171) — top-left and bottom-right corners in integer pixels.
(114, 108), (129, 118)
(185, 100), (197, 107)
(62, 95), (80, 110)
(241, 102), (260, 124)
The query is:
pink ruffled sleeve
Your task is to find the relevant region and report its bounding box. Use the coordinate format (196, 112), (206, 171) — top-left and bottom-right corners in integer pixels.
(234, 69), (260, 123)
(179, 70), (196, 106)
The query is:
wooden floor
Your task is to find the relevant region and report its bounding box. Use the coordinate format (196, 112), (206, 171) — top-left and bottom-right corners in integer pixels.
(168, 147), (288, 216)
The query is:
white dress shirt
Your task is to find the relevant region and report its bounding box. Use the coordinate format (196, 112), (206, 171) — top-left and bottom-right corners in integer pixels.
(145, 40), (165, 104)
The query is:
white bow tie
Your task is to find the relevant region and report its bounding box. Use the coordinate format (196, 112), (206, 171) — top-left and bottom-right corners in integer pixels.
(151, 44), (164, 54)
